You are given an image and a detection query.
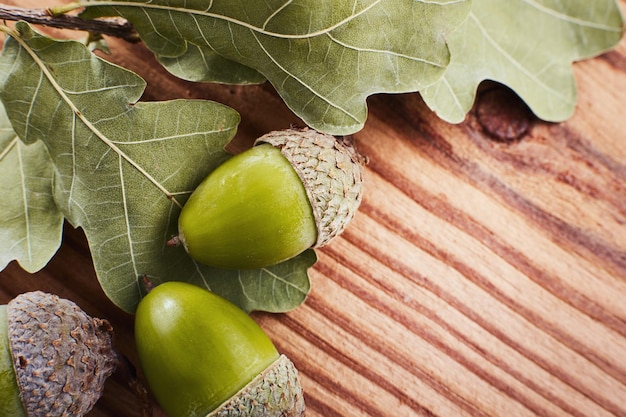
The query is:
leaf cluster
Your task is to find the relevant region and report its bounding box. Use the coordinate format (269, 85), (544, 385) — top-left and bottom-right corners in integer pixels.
(0, 22), (314, 313)
(0, 0), (623, 313)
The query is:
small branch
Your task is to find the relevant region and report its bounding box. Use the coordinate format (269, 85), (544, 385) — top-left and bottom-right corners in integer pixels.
(0, 5), (139, 43)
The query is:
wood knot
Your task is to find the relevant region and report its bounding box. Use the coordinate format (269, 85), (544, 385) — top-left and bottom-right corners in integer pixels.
(475, 86), (534, 142)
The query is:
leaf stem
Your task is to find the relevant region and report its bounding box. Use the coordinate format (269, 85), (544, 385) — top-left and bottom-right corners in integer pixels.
(48, 2), (82, 15)
(0, 22), (18, 38)
(0, 4), (139, 43)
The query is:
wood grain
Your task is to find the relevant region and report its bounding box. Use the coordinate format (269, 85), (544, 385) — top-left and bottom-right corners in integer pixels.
(1, 2), (625, 416)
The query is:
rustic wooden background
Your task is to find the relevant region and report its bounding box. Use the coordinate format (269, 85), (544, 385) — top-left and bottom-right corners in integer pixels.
(1, 1), (625, 416)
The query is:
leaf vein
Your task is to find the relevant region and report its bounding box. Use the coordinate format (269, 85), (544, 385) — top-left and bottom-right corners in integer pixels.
(327, 33), (446, 68)
(521, 0), (623, 31)
(469, 12), (567, 100)
(16, 141), (33, 262)
(250, 31), (360, 124)
(118, 155), (139, 280)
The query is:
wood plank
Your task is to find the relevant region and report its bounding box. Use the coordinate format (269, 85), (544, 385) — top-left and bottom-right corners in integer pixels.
(0, 1), (625, 416)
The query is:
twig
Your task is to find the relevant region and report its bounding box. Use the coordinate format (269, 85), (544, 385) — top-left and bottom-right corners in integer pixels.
(0, 4), (139, 43)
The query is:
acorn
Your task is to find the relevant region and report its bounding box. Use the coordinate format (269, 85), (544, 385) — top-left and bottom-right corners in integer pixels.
(0, 291), (118, 417)
(134, 281), (305, 417)
(175, 127), (364, 269)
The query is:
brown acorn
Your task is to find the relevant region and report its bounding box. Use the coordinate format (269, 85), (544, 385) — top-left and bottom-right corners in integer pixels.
(0, 291), (118, 417)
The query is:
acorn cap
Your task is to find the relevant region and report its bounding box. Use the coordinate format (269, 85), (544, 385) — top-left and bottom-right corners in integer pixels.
(7, 291), (118, 417)
(255, 127), (364, 248)
(207, 354), (305, 417)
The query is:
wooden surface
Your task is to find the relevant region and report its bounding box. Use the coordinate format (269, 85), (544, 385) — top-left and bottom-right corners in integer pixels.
(1, 1), (626, 416)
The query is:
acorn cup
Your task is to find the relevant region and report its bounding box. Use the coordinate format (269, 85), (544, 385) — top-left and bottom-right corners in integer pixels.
(0, 291), (118, 417)
(134, 281), (305, 417)
(174, 127), (364, 269)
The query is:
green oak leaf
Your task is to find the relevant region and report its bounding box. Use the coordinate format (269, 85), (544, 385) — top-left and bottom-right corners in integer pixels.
(0, 103), (63, 273)
(422, 0), (625, 123)
(0, 22), (313, 313)
(148, 249), (316, 313)
(81, 0), (472, 135)
(157, 43), (266, 85)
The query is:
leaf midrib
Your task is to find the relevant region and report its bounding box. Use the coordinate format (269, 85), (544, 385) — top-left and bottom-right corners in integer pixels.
(9, 29), (183, 208)
(81, 0), (383, 39)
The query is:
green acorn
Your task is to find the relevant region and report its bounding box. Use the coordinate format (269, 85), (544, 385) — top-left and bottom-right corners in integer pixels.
(175, 127), (364, 269)
(134, 281), (305, 417)
(0, 291), (118, 417)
